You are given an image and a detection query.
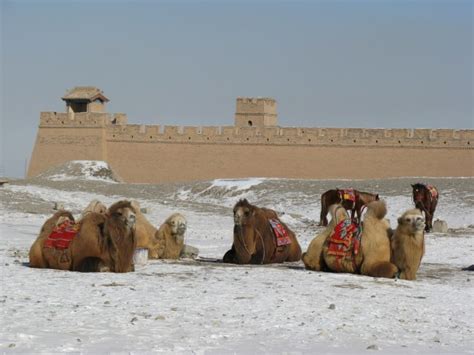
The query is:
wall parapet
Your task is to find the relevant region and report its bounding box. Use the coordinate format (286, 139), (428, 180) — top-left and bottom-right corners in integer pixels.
(39, 111), (128, 128)
(106, 124), (472, 149)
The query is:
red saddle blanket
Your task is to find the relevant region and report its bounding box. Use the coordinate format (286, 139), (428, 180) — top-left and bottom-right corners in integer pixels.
(44, 220), (80, 250)
(427, 185), (438, 199)
(327, 219), (362, 258)
(338, 188), (356, 203)
(269, 219), (292, 246)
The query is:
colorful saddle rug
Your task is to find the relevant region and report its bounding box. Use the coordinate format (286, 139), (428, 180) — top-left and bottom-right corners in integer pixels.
(426, 185), (438, 199)
(44, 219), (80, 250)
(326, 219), (362, 272)
(338, 188), (356, 203)
(269, 219), (292, 246)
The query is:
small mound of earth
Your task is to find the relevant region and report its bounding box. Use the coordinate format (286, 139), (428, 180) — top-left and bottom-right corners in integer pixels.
(35, 160), (122, 183)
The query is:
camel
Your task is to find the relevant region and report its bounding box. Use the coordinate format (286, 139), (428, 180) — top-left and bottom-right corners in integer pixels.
(29, 200), (137, 273)
(302, 204), (349, 271)
(223, 199), (301, 264)
(304, 200), (398, 278)
(132, 201), (188, 259)
(154, 213), (187, 259)
(391, 208), (425, 280)
(319, 189), (380, 226)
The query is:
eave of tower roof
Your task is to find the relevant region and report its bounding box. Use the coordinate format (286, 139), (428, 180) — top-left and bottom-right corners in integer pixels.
(61, 86), (110, 102)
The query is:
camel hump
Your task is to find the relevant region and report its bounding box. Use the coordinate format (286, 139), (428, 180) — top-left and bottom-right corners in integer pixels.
(365, 200), (387, 220)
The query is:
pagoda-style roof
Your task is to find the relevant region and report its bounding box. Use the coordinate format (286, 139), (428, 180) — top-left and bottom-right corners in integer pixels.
(61, 86), (109, 102)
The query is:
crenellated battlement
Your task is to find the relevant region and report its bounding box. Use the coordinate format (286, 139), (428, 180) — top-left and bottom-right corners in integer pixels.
(39, 112), (128, 127)
(106, 124), (472, 148)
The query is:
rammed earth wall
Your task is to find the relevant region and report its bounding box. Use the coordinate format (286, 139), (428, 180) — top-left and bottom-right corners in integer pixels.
(28, 112), (474, 182)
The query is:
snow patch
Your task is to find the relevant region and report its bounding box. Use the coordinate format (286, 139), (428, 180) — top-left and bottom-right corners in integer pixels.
(36, 160), (120, 183)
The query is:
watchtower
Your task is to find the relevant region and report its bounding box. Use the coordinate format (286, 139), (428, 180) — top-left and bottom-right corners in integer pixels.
(62, 86), (109, 113)
(234, 97), (278, 127)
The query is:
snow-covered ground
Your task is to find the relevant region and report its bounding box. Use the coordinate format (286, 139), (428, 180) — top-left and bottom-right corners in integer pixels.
(0, 163), (473, 353)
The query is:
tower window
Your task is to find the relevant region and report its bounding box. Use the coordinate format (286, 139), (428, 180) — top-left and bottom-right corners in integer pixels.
(248, 120), (253, 127)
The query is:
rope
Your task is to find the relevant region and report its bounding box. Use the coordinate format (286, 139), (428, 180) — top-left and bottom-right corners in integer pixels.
(237, 225), (266, 264)
(255, 229), (266, 264)
(238, 227), (252, 256)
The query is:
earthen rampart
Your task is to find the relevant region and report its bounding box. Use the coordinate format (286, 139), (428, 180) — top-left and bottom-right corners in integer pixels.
(27, 91), (474, 182)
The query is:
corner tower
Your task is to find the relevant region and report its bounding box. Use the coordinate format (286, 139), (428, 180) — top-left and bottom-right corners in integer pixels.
(234, 97), (278, 127)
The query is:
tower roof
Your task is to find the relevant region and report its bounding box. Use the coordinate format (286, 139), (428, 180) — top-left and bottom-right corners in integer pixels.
(62, 86), (109, 102)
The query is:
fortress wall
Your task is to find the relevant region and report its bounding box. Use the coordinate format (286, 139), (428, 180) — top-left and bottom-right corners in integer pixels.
(28, 126), (107, 177)
(27, 112), (109, 177)
(106, 140), (474, 183)
(28, 111), (473, 181)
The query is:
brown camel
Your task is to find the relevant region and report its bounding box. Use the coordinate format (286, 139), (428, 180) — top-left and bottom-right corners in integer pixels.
(29, 200), (137, 273)
(304, 200), (398, 278)
(223, 199), (302, 264)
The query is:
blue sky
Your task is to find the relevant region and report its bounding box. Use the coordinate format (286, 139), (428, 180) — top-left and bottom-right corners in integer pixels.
(1, 0), (472, 177)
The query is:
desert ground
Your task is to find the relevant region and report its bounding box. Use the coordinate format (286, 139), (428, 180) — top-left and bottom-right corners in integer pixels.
(0, 161), (473, 354)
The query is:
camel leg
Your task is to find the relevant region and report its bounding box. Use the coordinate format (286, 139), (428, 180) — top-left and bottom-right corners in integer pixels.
(399, 267), (417, 281)
(223, 247), (236, 263)
(286, 243), (302, 262)
(361, 261), (398, 278)
(302, 234), (327, 271)
(29, 241), (47, 268)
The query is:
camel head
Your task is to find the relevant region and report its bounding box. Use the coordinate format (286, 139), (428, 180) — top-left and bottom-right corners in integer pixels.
(108, 200), (137, 229)
(166, 213), (187, 242)
(397, 208), (425, 234)
(105, 200), (137, 273)
(233, 199), (256, 227)
(232, 199), (259, 260)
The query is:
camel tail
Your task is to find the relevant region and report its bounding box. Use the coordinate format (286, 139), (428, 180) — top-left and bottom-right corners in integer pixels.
(365, 200), (387, 220)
